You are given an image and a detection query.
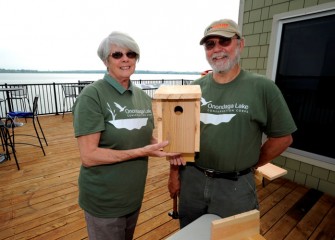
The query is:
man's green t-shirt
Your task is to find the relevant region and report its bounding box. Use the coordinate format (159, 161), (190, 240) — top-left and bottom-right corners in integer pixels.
(72, 74), (154, 218)
(192, 70), (297, 172)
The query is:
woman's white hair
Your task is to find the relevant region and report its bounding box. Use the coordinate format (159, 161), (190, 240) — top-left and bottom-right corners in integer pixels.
(97, 31), (140, 63)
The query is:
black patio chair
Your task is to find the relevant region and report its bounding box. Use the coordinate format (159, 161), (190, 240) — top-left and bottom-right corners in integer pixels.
(61, 85), (77, 118)
(8, 85), (31, 112)
(0, 98), (7, 118)
(6, 96), (48, 156)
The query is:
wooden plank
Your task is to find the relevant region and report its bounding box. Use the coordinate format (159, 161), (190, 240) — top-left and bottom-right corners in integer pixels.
(7, 210), (85, 239)
(263, 188), (323, 239)
(134, 211), (178, 239)
(254, 169), (263, 186)
(245, 234), (266, 240)
(0, 193), (79, 235)
(58, 227), (88, 240)
(256, 163), (287, 181)
(211, 210), (260, 240)
(0, 169), (79, 201)
(154, 100), (163, 143)
(0, 115), (334, 240)
(194, 99), (200, 152)
(285, 194), (335, 239)
(260, 185), (309, 235)
(136, 218), (179, 240)
(0, 204), (82, 239)
(153, 85), (201, 157)
(309, 201), (335, 240)
(0, 184), (78, 215)
(138, 197), (172, 224)
(259, 180), (298, 217)
(144, 175), (168, 193)
(153, 85), (201, 100)
(161, 100), (197, 153)
(154, 100), (197, 161)
(142, 185), (169, 203)
(257, 178), (288, 202)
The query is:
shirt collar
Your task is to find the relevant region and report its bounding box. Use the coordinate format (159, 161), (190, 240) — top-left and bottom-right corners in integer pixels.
(103, 74), (134, 94)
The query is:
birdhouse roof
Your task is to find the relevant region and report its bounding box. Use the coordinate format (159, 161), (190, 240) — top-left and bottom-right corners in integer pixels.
(153, 85), (201, 100)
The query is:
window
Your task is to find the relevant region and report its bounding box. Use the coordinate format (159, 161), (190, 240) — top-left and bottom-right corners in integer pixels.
(267, 3), (335, 166)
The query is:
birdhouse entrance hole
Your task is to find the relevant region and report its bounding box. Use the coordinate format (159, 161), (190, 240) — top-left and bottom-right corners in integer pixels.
(174, 106), (183, 115)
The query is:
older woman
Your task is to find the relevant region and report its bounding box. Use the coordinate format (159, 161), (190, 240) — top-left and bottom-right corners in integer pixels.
(72, 31), (181, 240)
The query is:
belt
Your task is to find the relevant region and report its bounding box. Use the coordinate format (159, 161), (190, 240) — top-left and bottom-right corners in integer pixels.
(187, 163), (251, 181)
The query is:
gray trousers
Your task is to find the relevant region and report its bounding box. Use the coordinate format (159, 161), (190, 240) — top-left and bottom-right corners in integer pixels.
(84, 209), (140, 240)
(179, 165), (259, 228)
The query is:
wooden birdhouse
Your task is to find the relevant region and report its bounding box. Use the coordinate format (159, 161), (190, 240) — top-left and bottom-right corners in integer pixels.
(153, 85), (201, 161)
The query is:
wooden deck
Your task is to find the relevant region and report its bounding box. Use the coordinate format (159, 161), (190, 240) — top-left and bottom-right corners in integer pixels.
(0, 114), (334, 240)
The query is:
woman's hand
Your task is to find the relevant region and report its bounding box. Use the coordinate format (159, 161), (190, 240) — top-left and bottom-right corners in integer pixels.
(149, 137), (185, 165)
(142, 140), (184, 162)
(78, 134), (185, 167)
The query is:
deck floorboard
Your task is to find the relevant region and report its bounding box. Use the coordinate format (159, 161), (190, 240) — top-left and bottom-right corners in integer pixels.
(0, 114), (334, 240)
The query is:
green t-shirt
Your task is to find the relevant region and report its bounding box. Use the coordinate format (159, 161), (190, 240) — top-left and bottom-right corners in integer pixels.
(72, 74), (154, 217)
(192, 70), (297, 172)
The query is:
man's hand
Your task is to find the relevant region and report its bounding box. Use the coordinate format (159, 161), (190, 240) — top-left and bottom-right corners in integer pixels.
(167, 155), (186, 166)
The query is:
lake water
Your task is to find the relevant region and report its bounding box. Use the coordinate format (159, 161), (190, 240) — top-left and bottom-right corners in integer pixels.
(0, 73), (200, 84)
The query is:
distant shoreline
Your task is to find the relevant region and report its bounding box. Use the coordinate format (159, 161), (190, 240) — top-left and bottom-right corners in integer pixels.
(0, 69), (200, 75)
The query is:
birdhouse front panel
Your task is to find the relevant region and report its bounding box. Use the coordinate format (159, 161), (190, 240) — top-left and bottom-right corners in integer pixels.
(161, 100), (196, 153)
(153, 85), (201, 157)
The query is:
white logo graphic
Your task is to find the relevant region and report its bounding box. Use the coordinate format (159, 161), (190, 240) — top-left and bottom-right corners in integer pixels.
(114, 102), (126, 112)
(200, 97), (237, 125)
(107, 102), (148, 130)
(200, 113), (236, 125)
(201, 97), (212, 106)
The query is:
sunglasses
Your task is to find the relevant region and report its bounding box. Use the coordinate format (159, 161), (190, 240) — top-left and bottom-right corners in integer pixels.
(204, 37), (239, 51)
(110, 51), (137, 59)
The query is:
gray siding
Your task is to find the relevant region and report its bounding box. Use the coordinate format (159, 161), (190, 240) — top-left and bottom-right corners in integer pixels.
(241, 0), (335, 196)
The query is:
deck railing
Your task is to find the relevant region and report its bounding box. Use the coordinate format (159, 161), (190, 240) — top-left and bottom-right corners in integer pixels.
(0, 79), (193, 117)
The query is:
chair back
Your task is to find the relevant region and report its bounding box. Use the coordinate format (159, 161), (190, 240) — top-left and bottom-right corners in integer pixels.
(61, 85), (77, 97)
(10, 85), (28, 97)
(32, 96), (39, 115)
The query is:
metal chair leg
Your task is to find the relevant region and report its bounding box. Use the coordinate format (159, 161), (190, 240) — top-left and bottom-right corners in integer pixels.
(0, 125), (20, 170)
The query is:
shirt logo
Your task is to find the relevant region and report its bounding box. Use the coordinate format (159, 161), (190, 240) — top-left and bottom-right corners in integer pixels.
(201, 97), (212, 106)
(114, 102), (126, 112)
(107, 102), (150, 130)
(200, 97), (241, 125)
(200, 113), (236, 125)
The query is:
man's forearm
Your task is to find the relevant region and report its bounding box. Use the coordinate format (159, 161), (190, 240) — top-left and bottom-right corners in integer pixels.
(256, 135), (293, 168)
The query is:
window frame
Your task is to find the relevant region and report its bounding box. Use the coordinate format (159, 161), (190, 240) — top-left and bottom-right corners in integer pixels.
(266, 2), (335, 171)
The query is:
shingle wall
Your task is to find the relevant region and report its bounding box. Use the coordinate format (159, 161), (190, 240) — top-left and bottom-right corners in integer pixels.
(241, 0), (335, 196)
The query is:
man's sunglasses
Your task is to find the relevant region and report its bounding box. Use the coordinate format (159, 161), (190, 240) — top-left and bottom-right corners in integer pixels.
(204, 36), (239, 51)
(109, 51), (137, 59)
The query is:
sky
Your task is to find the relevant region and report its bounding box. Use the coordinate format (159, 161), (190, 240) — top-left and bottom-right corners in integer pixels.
(0, 0), (240, 72)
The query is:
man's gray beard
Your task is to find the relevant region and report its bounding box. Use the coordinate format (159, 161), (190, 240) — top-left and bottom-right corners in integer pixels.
(208, 48), (241, 73)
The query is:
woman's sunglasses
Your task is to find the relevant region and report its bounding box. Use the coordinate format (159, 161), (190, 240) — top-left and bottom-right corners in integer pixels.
(109, 51), (137, 59)
(204, 36), (239, 51)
